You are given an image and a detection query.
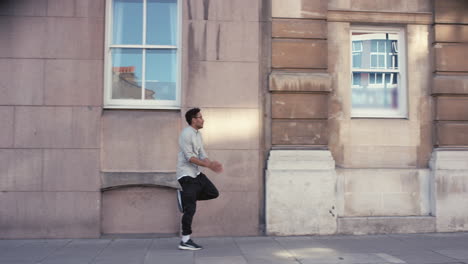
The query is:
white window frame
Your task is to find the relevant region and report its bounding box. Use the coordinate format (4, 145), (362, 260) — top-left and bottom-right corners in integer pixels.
(103, 0), (182, 109)
(350, 27), (407, 119)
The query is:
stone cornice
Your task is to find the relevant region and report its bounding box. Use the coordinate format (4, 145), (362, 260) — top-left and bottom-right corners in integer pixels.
(327, 10), (433, 25)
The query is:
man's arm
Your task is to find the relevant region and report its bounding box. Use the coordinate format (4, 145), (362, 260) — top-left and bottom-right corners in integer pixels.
(189, 157), (223, 173)
(180, 131), (223, 173)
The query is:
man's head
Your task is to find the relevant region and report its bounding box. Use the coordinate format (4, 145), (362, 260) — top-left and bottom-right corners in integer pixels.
(185, 108), (204, 129)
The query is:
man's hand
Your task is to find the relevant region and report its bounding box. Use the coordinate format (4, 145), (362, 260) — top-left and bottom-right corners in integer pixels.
(189, 157), (224, 173)
(208, 161), (223, 173)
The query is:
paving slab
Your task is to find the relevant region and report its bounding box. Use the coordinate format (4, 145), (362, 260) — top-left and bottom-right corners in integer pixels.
(299, 253), (390, 264)
(195, 237), (243, 258)
(0, 239), (71, 263)
(93, 239), (152, 264)
(275, 236), (334, 259)
(0, 240), (31, 251)
(195, 255), (248, 264)
(143, 238), (194, 264)
(312, 235), (394, 253)
(234, 237), (299, 264)
(435, 249), (468, 261)
(41, 239), (110, 264)
(382, 249), (460, 264)
(0, 233), (468, 264)
(274, 237), (403, 264)
(144, 252), (193, 264)
(388, 233), (468, 250)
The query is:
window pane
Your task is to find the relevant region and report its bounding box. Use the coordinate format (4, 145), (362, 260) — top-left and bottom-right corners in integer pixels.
(385, 74), (390, 84)
(352, 53), (362, 68)
(145, 49), (177, 100)
(113, 0), (143, 45)
(147, 0), (178, 45)
(111, 48), (143, 99)
(353, 32), (398, 71)
(378, 55), (385, 68)
(371, 55), (377, 68)
(352, 41), (362, 52)
(378, 40), (385, 52)
(352, 73), (399, 109)
(376, 73), (383, 83)
(371, 40), (377, 52)
(352, 73), (362, 86)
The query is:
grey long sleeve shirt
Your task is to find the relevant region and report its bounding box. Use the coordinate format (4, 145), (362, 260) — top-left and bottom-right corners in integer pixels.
(176, 126), (208, 179)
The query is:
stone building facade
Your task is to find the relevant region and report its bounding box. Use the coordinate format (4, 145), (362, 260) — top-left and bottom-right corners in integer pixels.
(266, 0), (468, 235)
(0, 0), (467, 238)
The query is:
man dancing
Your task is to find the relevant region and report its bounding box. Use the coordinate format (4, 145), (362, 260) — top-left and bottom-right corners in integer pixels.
(176, 108), (223, 250)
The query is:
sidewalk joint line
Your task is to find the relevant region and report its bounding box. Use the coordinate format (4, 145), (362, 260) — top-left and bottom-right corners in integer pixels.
(272, 237), (304, 264)
(429, 249), (464, 263)
(142, 238), (155, 264)
(88, 238), (113, 264)
(38, 239), (73, 263)
(232, 236), (252, 264)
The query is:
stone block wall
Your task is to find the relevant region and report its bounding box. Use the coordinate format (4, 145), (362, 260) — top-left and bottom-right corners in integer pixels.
(327, 0), (434, 228)
(270, 0), (331, 147)
(266, 0), (336, 236)
(266, 0), (440, 236)
(3, 0), (468, 238)
(266, 150), (337, 235)
(101, 0), (266, 237)
(337, 169), (431, 217)
(327, 2), (433, 169)
(1, 0), (266, 238)
(0, 0), (104, 238)
(431, 0), (468, 232)
(433, 0), (468, 147)
(180, 0), (265, 236)
(431, 151), (468, 231)
(100, 110), (181, 235)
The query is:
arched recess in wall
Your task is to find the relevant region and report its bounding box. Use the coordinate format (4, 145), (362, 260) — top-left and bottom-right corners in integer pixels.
(100, 172), (180, 236)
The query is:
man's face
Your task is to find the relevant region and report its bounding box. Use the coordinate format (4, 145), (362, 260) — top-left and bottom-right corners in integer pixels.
(191, 112), (204, 129)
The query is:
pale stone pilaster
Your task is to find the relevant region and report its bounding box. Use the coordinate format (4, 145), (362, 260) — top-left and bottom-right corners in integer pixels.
(266, 150), (337, 235)
(431, 150), (468, 232)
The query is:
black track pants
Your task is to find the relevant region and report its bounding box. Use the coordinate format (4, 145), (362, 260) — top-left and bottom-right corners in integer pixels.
(178, 173), (219, 236)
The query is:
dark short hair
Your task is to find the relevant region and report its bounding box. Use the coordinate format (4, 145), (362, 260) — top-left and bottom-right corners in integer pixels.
(185, 108), (201, 125)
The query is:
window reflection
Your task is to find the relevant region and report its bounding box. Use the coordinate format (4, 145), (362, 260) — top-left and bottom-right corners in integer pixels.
(351, 32), (400, 110)
(147, 0), (178, 45)
(145, 49), (177, 100)
(111, 49), (143, 99)
(112, 0), (143, 45)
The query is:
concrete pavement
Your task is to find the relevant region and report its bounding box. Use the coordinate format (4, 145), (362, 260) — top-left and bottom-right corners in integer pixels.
(1, 232), (468, 264)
